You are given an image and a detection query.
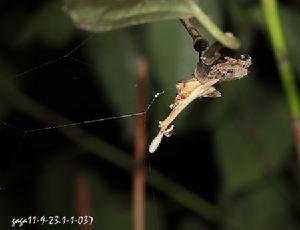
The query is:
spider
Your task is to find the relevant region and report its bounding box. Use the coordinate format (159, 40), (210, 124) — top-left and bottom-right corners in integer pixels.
(149, 25), (252, 153)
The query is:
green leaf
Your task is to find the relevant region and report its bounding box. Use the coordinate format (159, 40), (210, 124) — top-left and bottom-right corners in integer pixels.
(63, 0), (240, 49)
(63, 0), (194, 32)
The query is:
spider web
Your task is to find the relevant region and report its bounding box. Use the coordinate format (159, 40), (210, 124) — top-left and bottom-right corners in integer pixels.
(0, 35), (164, 135)
(0, 34), (164, 228)
(0, 33), (165, 186)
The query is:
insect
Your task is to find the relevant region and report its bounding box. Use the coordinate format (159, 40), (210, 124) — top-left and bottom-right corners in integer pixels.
(148, 53), (252, 153)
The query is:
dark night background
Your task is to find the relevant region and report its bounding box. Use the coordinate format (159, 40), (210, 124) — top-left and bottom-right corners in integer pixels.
(0, 0), (300, 229)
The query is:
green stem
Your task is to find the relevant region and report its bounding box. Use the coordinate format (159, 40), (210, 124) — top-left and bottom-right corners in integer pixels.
(185, 0), (240, 49)
(261, 0), (300, 167)
(261, 0), (300, 119)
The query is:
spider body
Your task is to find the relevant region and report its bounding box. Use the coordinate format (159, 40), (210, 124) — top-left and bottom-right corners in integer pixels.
(149, 54), (252, 153)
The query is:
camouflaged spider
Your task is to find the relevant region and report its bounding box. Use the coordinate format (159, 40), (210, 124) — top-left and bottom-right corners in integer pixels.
(148, 18), (251, 153)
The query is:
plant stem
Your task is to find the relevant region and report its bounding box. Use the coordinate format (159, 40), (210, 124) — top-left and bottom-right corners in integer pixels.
(133, 56), (148, 230)
(185, 0), (240, 49)
(180, 17), (209, 53)
(261, 0), (300, 167)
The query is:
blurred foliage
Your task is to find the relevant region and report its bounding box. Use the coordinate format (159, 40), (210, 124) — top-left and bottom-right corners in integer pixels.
(1, 0), (300, 230)
(63, 0), (194, 32)
(64, 0), (240, 49)
(85, 30), (139, 140)
(38, 152), (166, 230)
(208, 79), (292, 194)
(17, 0), (76, 46)
(282, 5), (300, 75)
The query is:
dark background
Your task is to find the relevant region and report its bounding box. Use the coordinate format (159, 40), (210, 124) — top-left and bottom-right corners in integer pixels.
(0, 0), (300, 229)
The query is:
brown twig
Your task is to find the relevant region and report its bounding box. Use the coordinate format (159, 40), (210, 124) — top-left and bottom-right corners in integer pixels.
(75, 172), (92, 230)
(180, 17), (209, 53)
(132, 56), (148, 230)
(180, 17), (223, 64)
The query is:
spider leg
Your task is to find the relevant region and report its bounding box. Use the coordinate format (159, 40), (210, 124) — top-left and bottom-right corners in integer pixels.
(201, 41), (223, 65)
(194, 61), (210, 81)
